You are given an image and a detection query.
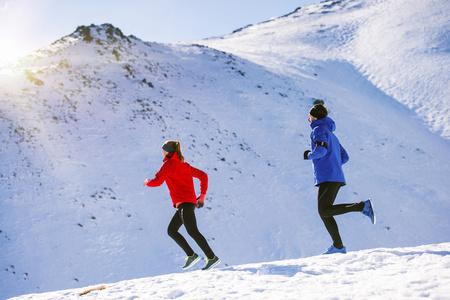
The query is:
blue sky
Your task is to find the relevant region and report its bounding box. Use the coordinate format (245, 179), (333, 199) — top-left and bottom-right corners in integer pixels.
(0, 0), (321, 65)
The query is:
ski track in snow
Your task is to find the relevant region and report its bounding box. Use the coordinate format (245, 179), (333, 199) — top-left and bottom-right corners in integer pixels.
(11, 243), (450, 299)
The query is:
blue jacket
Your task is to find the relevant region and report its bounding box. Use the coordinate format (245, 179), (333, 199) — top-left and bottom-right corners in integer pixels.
(307, 117), (349, 186)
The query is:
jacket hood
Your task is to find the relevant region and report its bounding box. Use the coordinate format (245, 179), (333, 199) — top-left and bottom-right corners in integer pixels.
(311, 117), (336, 132)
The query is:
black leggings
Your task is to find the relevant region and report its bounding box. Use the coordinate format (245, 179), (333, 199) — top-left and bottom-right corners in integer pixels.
(318, 182), (364, 248)
(167, 202), (215, 259)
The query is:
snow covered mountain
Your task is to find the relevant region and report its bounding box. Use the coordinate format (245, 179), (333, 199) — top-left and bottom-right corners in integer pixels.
(0, 0), (449, 298)
(196, 0), (450, 139)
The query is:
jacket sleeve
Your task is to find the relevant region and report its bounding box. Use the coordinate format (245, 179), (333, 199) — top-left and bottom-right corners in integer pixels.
(308, 127), (328, 160)
(340, 144), (349, 164)
(145, 161), (173, 187)
(191, 166), (208, 195)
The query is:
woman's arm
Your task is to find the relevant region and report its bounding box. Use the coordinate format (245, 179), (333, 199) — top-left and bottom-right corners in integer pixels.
(191, 166), (208, 196)
(144, 161), (173, 187)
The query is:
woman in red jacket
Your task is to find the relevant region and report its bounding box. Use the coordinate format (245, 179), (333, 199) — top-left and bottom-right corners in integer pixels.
(144, 140), (220, 271)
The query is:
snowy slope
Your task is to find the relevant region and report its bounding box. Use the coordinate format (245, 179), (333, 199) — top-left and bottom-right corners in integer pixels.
(11, 243), (450, 299)
(1, 0), (449, 298)
(195, 0), (450, 139)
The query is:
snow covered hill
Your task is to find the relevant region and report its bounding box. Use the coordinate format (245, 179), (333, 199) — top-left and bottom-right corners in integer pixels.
(196, 0), (450, 139)
(1, 0), (449, 299)
(11, 243), (450, 299)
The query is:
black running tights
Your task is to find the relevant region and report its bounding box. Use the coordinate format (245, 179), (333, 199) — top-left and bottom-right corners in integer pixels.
(318, 182), (364, 248)
(167, 202), (215, 259)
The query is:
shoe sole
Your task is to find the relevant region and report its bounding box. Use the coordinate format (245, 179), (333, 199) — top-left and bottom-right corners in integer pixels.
(202, 259), (220, 271)
(182, 256), (200, 270)
(368, 198), (376, 225)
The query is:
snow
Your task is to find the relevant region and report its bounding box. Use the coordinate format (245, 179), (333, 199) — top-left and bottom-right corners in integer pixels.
(196, 0), (450, 139)
(0, 1), (449, 299)
(10, 243), (450, 299)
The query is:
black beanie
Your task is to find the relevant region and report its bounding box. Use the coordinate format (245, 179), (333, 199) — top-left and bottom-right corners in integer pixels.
(309, 104), (328, 119)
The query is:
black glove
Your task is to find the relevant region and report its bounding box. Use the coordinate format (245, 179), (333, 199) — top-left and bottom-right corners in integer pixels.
(303, 150), (311, 160)
(196, 197), (204, 208)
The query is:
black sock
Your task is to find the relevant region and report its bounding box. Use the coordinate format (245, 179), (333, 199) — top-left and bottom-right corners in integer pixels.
(334, 243), (344, 249)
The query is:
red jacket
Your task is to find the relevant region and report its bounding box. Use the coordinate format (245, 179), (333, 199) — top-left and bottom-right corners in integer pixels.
(145, 153), (208, 208)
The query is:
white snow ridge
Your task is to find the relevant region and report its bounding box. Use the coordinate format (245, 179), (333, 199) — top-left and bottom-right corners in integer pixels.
(1, 0), (449, 299)
(10, 244), (450, 299)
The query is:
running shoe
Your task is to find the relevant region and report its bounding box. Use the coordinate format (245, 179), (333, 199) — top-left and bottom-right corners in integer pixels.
(182, 253), (200, 270)
(322, 245), (347, 255)
(362, 199), (376, 224)
(202, 256), (220, 270)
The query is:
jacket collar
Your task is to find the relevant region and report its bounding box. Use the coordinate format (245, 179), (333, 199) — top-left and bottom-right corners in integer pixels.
(164, 152), (183, 163)
(163, 152), (175, 162)
(310, 117), (336, 132)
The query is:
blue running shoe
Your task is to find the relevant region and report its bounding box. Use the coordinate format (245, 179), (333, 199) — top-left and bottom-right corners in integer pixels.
(362, 199), (376, 224)
(323, 245), (347, 255)
(182, 253), (200, 270)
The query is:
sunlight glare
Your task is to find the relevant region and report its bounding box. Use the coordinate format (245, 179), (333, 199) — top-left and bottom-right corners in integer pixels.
(0, 0), (38, 67)
(0, 40), (25, 66)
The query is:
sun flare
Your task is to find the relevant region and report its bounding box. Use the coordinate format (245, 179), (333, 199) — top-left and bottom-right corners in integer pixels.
(0, 1), (36, 66)
(0, 39), (25, 66)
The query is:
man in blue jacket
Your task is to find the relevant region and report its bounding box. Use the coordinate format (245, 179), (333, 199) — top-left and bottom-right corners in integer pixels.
(304, 104), (375, 254)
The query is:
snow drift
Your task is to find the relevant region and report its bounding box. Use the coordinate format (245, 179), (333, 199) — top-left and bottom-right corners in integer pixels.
(10, 243), (450, 299)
